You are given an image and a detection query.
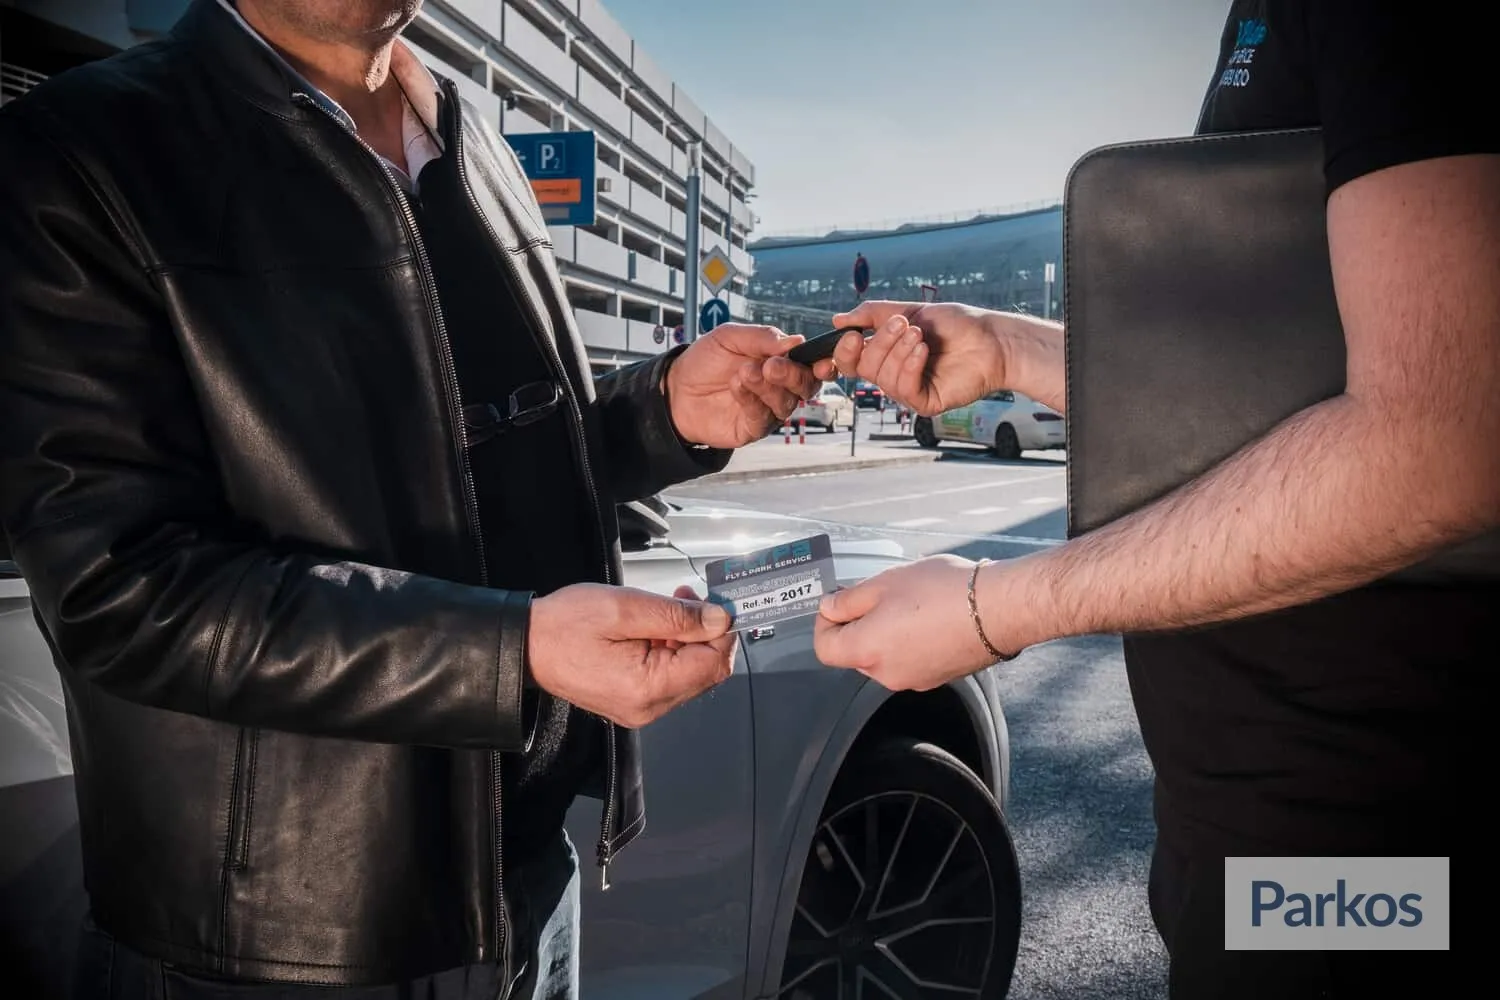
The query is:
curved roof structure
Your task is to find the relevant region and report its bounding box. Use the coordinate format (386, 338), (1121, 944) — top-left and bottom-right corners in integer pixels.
(749, 205), (1064, 317)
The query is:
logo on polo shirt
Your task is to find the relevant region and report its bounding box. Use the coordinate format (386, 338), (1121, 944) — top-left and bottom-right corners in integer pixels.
(1218, 18), (1267, 89)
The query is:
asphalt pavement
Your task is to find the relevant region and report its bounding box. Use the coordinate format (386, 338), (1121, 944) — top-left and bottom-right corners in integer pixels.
(701, 416), (941, 484)
(680, 444), (1070, 562)
(669, 448), (1169, 1000)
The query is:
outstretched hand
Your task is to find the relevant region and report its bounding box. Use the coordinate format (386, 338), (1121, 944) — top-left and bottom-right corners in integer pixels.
(528, 583), (737, 729)
(666, 324), (821, 448)
(813, 555), (1010, 691)
(823, 301), (1014, 416)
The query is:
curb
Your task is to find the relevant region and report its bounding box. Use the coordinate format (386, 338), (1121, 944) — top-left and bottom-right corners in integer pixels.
(866, 432), (916, 442)
(697, 450), (941, 486)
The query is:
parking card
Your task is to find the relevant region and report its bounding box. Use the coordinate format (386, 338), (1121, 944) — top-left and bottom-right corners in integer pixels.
(705, 534), (837, 632)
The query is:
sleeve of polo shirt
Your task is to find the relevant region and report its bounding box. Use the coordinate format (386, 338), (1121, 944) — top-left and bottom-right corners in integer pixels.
(1306, 0), (1498, 194)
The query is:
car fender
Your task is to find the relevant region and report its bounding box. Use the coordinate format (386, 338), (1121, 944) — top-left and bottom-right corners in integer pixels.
(745, 672), (1005, 999)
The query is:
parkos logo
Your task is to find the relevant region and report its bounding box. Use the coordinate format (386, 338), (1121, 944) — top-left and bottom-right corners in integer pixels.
(1224, 857), (1449, 951)
(1251, 878), (1422, 928)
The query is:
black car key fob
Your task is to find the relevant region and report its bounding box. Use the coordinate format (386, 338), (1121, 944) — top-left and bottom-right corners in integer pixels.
(786, 326), (867, 366)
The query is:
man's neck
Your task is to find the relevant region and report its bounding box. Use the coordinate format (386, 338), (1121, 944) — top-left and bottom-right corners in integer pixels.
(235, 0), (407, 162)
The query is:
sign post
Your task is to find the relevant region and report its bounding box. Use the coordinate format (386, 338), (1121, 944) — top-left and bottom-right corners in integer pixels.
(1044, 261), (1056, 319)
(699, 297), (730, 334)
(684, 144), (702, 341)
(696, 245), (738, 336)
(503, 131), (597, 226)
(850, 393), (858, 457)
(699, 245), (736, 298)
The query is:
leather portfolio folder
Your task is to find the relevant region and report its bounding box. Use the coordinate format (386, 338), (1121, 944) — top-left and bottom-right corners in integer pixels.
(1061, 127), (1495, 583)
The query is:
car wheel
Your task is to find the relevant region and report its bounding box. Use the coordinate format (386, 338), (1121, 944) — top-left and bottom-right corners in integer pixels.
(992, 424), (1021, 460)
(913, 418), (939, 449)
(777, 739), (1022, 1000)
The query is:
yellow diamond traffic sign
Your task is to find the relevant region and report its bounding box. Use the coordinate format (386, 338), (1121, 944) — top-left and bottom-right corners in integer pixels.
(699, 246), (737, 296)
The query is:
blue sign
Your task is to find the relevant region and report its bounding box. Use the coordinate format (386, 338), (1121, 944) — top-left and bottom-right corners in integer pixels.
(503, 131), (597, 226)
(699, 298), (731, 334)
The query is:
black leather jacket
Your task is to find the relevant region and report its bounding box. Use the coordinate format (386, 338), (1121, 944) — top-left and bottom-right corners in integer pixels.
(0, 0), (727, 985)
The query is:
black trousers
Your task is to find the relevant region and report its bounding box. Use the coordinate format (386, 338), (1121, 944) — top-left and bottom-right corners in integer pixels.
(71, 833), (579, 1000)
(1148, 838), (1453, 999)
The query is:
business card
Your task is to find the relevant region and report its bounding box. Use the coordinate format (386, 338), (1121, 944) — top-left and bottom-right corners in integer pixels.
(704, 533), (837, 632)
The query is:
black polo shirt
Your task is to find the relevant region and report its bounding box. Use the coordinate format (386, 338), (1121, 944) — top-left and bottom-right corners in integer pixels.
(1125, 0), (1496, 858)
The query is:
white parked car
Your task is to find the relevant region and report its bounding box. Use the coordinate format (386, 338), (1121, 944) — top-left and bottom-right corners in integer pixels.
(788, 381), (855, 432)
(913, 390), (1066, 458)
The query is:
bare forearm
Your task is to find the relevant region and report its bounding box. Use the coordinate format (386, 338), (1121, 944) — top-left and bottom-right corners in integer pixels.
(982, 393), (1499, 648)
(992, 312), (1067, 413)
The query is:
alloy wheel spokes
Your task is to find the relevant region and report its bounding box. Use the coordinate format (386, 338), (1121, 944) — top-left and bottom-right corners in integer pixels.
(783, 791), (998, 998)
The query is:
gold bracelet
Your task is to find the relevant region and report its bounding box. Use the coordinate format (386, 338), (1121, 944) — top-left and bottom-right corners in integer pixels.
(967, 559), (1014, 663)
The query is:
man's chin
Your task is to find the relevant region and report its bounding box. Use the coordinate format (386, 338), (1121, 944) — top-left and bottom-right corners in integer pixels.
(370, 2), (422, 38)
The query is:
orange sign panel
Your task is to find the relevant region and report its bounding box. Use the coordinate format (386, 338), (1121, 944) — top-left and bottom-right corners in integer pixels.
(532, 178), (582, 205)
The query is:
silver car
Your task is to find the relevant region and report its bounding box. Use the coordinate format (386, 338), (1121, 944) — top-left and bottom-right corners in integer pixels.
(1, 497), (1022, 999)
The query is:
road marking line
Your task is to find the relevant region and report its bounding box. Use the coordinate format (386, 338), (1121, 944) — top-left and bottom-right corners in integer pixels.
(808, 470), (1063, 513)
(871, 526), (1062, 547)
(1023, 496), (1062, 505)
(961, 506), (1009, 516)
(888, 517), (945, 528)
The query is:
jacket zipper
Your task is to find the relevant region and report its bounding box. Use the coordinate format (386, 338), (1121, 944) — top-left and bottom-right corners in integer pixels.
(290, 93), (510, 976)
(443, 86), (623, 891)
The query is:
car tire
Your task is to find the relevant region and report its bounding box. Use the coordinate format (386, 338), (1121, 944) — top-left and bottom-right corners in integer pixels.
(992, 424), (1021, 460)
(776, 739), (1022, 1000)
(913, 417), (939, 449)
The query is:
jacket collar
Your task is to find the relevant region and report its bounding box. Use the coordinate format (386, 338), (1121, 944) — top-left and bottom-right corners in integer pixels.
(174, 0), (444, 137)
(172, 0), (313, 118)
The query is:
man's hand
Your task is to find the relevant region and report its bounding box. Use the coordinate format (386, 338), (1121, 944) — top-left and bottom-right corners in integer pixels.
(826, 301), (1067, 415)
(813, 156), (1500, 664)
(813, 555), (1013, 691)
(666, 324), (820, 448)
(528, 583), (737, 728)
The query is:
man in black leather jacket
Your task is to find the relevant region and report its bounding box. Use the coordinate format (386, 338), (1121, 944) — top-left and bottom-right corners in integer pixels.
(0, 1), (821, 997)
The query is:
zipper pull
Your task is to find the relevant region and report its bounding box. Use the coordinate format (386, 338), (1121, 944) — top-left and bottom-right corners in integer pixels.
(597, 841), (613, 891)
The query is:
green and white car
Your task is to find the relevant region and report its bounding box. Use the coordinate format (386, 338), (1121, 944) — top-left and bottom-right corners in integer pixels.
(913, 390), (1066, 459)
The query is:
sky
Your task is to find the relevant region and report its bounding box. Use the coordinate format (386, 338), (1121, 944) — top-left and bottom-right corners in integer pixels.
(602, 0), (1231, 236)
